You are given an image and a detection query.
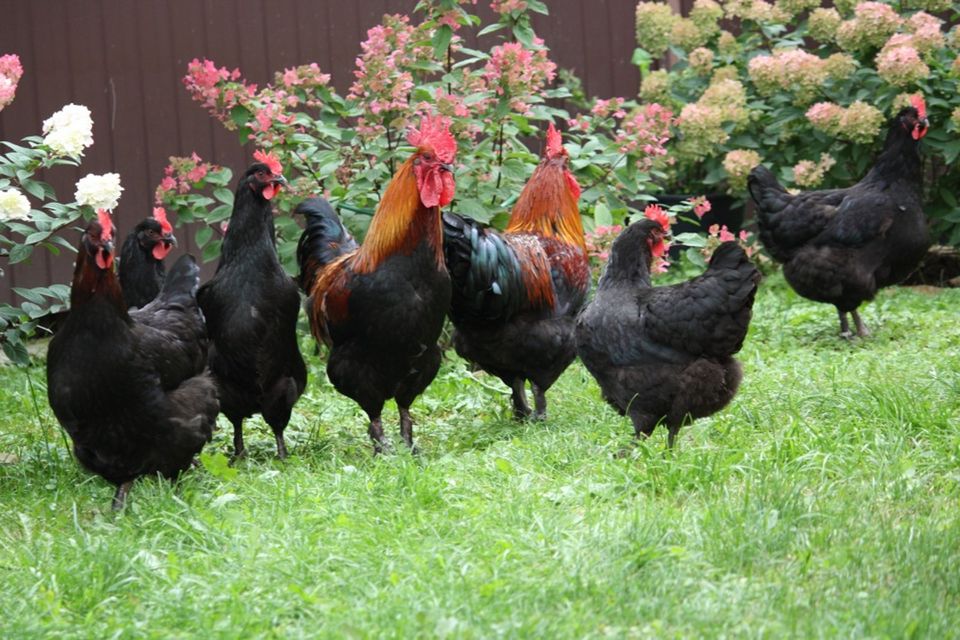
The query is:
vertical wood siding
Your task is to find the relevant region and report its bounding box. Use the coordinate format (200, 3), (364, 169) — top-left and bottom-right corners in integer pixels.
(0, 0), (665, 303)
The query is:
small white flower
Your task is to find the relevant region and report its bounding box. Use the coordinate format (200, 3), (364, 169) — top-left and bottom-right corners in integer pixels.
(75, 173), (123, 211)
(42, 103), (94, 158)
(0, 188), (30, 221)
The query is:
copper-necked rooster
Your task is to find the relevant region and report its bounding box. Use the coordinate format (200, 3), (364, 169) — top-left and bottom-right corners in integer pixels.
(296, 115), (455, 453)
(442, 123), (589, 419)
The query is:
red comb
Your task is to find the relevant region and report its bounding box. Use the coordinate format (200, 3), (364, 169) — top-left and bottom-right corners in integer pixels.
(407, 114), (456, 164)
(910, 94), (926, 120)
(644, 204), (670, 232)
(153, 206), (173, 235)
(254, 149), (283, 175)
(97, 209), (113, 242)
(545, 122), (563, 159)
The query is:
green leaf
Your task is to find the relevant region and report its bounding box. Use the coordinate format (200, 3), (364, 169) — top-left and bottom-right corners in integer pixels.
(432, 24), (453, 58)
(20, 179), (45, 200)
(477, 23), (505, 37)
(8, 244), (32, 264)
(673, 232), (707, 247)
(213, 188), (234, 206)
(593, 202), (613, 227)
(12, 287), (46, 304)
(195, 226), (213, 247)
(199, 452), (238, 482)
(512, 22), (536, 48)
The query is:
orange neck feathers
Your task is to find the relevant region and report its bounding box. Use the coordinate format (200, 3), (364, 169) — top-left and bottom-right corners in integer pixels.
(505, 160), (585, 250)
(354, 156), (445, 274)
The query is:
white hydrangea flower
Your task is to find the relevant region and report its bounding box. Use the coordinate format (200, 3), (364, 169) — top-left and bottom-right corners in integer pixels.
(0, 188), (30, 221)
(75, 173), (123, 211)
(42, 103), (94, 158)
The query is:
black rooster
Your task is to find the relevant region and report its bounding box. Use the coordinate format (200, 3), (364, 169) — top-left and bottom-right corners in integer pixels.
(47, 211), (218, 508)
(198, 152), (307, 459)
(576, 219), (760, 446)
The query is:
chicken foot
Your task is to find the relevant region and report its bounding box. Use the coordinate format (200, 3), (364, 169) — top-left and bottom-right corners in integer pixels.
(274, 432), (288, 460)
(838, 308), (871, 339)
(231, 419), (246, 461)
(851, 309), (871, 337)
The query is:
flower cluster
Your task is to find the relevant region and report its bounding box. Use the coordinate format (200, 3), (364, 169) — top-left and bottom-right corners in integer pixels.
(808, 7), (843, 42)
(748, 49), (828, 104)
(723, 0), (788, 24)
(0, 187), (30, 221)
(490, 0), (527, 13)
(688, 47), (714, 75)
(483, 40), (556, 115)
(616, 103), (674, 170)
(836, 2), (903, 51)
(183, 58), (253, 126)
(703, 224), (755, 259)
(41, 103), (94, 158)
(690, 195), (711, 219)
(723, 149), (762, 191)
(74, 173), (123, 211)
(635, 2), (677, 57)
(155, 153), (220, 204)
(349, 14), (436, 139)
(585, 224), (623, 264)
(276, 63), (332, 102)
(904, 11), (945, 54)
(0, 53), (22, 112)
(805, 100), (884, 143)
(875, 44), (929, 87)
(674, 78), (748, 161)
(639, 70), (670, 103)
(792, 152), (837, 188)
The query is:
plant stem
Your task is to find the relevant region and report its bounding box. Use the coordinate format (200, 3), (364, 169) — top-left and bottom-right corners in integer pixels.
(491, 122), (506, 204)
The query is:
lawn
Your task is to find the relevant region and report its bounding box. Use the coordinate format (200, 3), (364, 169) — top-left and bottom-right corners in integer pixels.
(1, 271), (959, 638)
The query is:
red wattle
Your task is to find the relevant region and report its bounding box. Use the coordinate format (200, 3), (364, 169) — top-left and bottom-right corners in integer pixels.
(263, 183), (277, 201)
(152, 243), (171, 261)
(96, 251), (113, 270)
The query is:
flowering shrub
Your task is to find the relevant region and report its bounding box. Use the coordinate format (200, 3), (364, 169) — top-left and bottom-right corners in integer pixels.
(158, 1), (676, 272)
(0, 64), (124, 364)
(634, 0), (960, 243)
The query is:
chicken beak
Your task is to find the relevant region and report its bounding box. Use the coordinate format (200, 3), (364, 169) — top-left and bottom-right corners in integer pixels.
(440, 162), (454, 173)
(164, 233), (178, 248)
(104, 240), (114, 255)
(272, 174), (288, 186)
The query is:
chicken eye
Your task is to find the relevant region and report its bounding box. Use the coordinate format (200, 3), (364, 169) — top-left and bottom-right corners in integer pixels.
(421, 152), (434, 162)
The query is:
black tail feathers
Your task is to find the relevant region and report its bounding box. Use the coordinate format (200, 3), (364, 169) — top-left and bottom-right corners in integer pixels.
(295, 198), (358, 292)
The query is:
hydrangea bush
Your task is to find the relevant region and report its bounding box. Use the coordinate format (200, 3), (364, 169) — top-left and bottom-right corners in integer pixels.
(635, 0), (960, 243)
(157, 1), (679, 272)
(0, 62), (124, 364)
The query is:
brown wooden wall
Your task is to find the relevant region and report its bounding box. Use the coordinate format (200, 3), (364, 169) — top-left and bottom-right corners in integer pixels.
(0, 0), (688, 304)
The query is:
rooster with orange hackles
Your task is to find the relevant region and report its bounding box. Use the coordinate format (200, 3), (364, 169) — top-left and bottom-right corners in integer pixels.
(296, 114), (456, 454)
(442, 122), (590, 420)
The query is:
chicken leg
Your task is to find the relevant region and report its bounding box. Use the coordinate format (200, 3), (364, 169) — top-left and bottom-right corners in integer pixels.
(531, 382), (547, 420)
(399, 406), (419, 454)
(838, 309), (853, 339)
(112, 480), (134, 510)
(368, 415), (387, 455)
(851, 309), (871, 337)
(510, 378), (532, 420)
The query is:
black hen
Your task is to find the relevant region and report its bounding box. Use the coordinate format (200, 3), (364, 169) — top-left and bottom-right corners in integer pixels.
(47, 213), (217, 509)
(576, 219), (760, 447)
(749, 98), (931, 337)
(198, 155), (307, 459)
(119, 209), (177, 309)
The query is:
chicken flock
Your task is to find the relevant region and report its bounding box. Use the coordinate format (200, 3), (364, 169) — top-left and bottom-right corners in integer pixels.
(45, 98), (933, 507)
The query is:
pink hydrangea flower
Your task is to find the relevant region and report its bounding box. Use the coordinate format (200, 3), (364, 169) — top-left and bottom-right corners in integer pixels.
(690, 195), (711, 219)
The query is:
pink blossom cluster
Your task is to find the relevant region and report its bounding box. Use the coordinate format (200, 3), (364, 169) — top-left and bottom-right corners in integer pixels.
(277, 63), (331, 95)
(584, 224), (624, 263)
(689, 195), (711, 219)
(904, 12), (945, 54)
(875, 44), (929, 87)
(183, 58), (252, 126)
(722, 149), (761, 191)
(490, 0), (527, 13)
(805, 100), (884, 143)
(413, 88), (481, 140)
(349, 14), (436, 140)
(792, 152), (837, 188)
(836, 2), (903, 51)
(704, 224), (755, 258)
(483, 40), (556, 115)
(616, 103), (674, 171)
(0, 53), (23, 112)
(591, 97), (627, 119)
(155, 153), (219, 204)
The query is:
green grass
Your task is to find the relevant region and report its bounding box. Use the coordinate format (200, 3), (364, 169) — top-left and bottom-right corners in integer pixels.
(1, 272), (959, 638)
